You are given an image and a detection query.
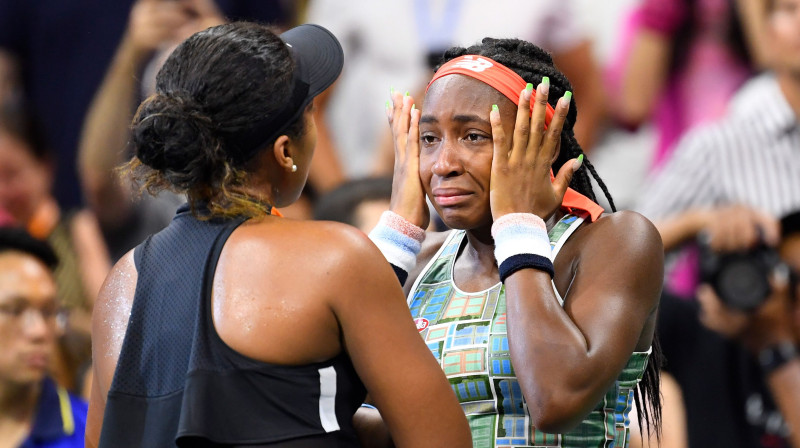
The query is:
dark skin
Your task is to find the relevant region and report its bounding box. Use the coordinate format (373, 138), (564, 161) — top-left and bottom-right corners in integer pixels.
(388, 75), (664, 433)
(85, 109), (472, 448)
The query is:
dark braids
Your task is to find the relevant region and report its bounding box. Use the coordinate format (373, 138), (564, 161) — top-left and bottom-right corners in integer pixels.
(438, 38), (616, 212)
(438, 37), (662, 440)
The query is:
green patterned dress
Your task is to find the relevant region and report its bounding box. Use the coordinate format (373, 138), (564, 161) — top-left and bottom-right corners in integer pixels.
(407, 214), (650, 448)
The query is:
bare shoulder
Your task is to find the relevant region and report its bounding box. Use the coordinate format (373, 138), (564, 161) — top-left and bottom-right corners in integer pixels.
(92, 249), (137, 391)
(568, 210), (664, 309)
(232, 218), (393, 274)
(579, 210), (663, 257)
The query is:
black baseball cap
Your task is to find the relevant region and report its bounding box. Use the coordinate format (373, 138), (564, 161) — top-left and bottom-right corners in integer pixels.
(228, 24), (344, 163)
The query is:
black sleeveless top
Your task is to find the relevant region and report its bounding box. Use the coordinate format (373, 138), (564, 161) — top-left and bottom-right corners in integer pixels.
(99, 205), (366, 447)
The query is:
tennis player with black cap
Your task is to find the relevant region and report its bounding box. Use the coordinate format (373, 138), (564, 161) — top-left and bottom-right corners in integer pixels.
(85, 22), (471, 448)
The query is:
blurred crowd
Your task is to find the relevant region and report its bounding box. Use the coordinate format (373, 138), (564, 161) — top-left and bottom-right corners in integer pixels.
(0, 0), (799, 447)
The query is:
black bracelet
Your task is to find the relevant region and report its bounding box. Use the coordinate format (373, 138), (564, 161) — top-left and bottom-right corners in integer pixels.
(758, 342), (799, 375)
(498, 253), (554, 282)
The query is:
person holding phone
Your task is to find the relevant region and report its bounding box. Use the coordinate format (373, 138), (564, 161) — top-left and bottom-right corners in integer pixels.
(370, 38), (665, 447)
(85, 22), (471, 448)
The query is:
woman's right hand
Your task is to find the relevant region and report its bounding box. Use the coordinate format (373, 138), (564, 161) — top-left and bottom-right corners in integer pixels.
(387, 91), (430, 229)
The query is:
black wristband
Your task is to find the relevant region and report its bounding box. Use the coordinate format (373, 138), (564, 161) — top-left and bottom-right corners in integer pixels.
(498, 253), (555, 282)
(758, 342), (799, 375)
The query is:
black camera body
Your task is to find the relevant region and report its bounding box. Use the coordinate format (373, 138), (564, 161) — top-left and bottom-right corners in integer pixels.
(698, 237), (783, 311)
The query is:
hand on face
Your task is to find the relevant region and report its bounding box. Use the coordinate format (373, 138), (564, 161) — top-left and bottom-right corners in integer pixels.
(488, 79), (581, 221)
(386, 90), (430, 229)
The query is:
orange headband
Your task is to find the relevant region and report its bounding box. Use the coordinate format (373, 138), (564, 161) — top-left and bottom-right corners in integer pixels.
(427, 55), (604, 222)
(426, 55), (555, 126)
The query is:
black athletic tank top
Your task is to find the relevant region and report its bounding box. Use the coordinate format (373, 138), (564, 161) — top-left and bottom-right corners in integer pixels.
(99, 204), (366, 447)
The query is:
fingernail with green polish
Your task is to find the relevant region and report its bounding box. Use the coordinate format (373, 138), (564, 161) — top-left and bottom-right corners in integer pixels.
(491, 104), (499, 112)
(573, 154), (584, 171)
(404, 91), (410, 97)
(526, 83), (534, 92)
(542, 76), (550, 86)
(386, 100), (390, 109)
(390, 87), (395, 95)
(411, 104), (416, 111)
(564, 91), (573, 101)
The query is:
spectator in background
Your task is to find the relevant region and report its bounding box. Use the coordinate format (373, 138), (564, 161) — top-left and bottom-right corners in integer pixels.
(78, 0), (223, 262)
(611, 0), (763, 170)
(306, 0), (605, 184)
(313, 177), (393, 233)
(0, 227), (87, 448)
(635, 0), (800, 298)
(78, 0), (298, 262)
(0, 99), (110, 394)
(649, 210), (800, 448)
(0, 0), (294, 212)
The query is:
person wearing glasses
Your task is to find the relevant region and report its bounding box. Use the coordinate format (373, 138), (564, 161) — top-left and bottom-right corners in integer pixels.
(0, 226), (87, 448)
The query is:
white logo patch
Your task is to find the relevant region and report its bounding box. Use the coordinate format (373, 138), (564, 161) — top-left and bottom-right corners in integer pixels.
(452, 56), (494, 73)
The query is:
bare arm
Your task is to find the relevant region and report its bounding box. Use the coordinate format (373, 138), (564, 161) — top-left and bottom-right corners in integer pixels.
(735, 0), (770, 69)
(552, 41), (606, 152)
(504, 212), (663, 432)
(78, 0), (191, 228)
(618, 30), (671, 127)
(85, 251), (137, 448)
(653, 205), (780, 252)
(66, 210), (112, 340)
(333, 227), (471, 447)
(308, 86), (346, 193)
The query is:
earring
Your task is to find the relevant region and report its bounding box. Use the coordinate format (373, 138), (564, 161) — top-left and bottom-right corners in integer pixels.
(291, 164), (297, 173)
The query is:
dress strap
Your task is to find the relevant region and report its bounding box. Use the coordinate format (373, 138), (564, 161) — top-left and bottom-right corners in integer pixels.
(548, 213), (586, 305)
(405, 230), (463, 306)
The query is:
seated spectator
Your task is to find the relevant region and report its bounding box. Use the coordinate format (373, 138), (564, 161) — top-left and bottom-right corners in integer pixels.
(0, 227), (87, 448)
(313, 177), (393, 233)
(0, 99), (110, 393)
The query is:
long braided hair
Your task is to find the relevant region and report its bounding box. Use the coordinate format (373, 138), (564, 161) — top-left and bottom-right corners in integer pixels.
(437, 37), (663, 439)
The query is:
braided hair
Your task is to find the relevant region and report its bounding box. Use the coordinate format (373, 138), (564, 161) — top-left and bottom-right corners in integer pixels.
(437, 38), (663, 439)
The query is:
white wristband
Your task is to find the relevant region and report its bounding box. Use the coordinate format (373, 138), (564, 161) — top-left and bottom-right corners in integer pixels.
(492, 213), (552, 265)
(368, 211), (426, 274)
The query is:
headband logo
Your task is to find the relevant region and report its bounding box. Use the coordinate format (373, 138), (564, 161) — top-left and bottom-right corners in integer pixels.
(452, 56), (493, 73)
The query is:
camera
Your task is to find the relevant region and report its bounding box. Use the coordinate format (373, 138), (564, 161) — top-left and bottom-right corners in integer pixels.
(698, 235), (783, 311)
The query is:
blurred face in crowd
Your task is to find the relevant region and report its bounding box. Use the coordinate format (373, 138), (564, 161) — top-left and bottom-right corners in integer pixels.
(768, 0), (800, 75)
(0, 251), (58, 386)
(0, 130), (52, 224)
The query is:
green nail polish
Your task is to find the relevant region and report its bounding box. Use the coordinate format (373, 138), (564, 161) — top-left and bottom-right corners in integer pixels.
(564, 91), (573, 101)
(492, 104), (499, 112)
(573, 154), (584, 171)
(542, 76), (550, 86)
(390, 87), (395, 95)
(386, 100), (390, 109)
(411, 104), (416, 111)
(526, 83), (533, 92)
(404, 91), (410, 97)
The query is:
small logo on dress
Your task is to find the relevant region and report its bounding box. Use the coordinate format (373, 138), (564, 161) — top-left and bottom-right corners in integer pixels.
(414, 318), (429, 332)
(453, 56), (494, 72)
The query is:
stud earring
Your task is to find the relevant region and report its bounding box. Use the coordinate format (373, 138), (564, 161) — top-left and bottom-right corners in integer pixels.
(291, 164), (297, 173)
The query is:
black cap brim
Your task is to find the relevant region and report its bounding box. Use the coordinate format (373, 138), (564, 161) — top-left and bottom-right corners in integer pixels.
(280, 24), (344, 99)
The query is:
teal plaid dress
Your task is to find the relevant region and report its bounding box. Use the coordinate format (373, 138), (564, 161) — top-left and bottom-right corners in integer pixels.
(407, 213), (650, 448)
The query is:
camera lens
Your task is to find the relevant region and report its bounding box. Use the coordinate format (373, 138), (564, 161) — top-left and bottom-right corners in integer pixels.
(716, 258), (771, 310)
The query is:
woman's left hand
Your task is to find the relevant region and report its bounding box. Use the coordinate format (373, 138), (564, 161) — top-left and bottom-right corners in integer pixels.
(488, 80), (581, 220)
